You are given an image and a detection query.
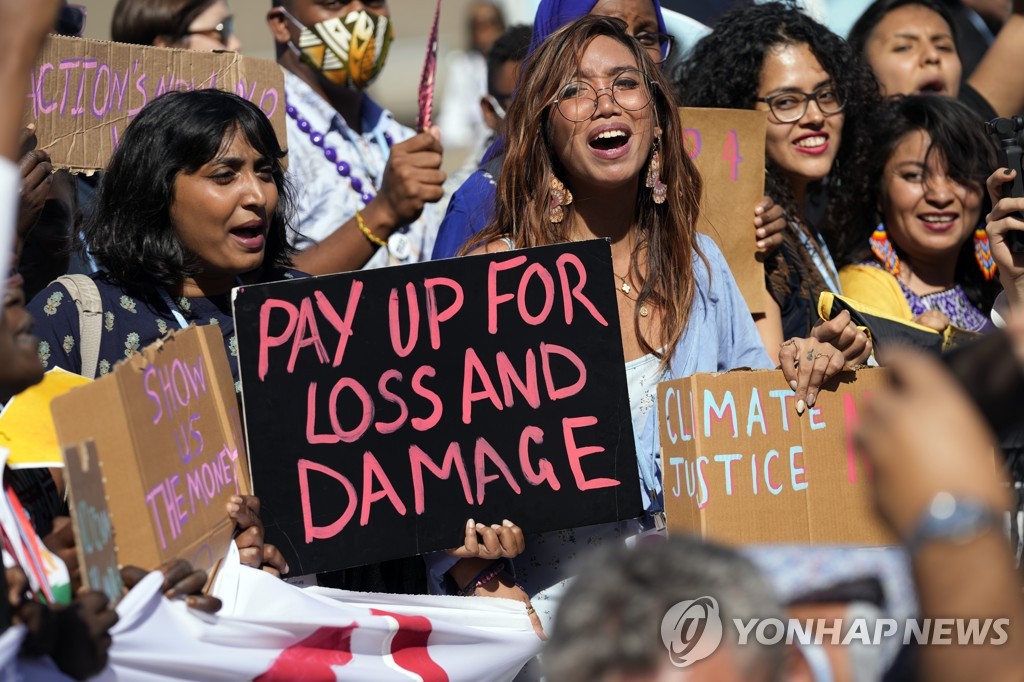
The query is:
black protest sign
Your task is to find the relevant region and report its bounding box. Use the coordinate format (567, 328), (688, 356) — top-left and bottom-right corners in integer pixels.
(233, 240), (641, 575)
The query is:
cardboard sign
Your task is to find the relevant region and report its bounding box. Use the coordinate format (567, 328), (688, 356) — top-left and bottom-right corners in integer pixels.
(0, 367), (92, 469)
(658, 368), (893, 546)
(25, 35), (286, 173)
(51, 325), (251, 572)
(681, 108), (768, 314)
(233, 241), (642, 575)
(62, 440), (123, 603)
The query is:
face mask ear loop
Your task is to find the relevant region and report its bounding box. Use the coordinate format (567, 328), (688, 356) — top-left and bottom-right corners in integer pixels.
(275, 5), (305, 57)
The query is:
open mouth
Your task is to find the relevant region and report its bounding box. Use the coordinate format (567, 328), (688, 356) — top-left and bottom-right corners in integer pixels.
(915, 78), (947, 95)
(793, 133), (829, 155)
(230, 223), (266, 249)
(589, 129), (631, 152)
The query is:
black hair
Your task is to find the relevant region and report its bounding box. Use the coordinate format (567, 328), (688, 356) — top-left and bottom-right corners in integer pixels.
(84, 89), (294, 289)
(487, 24), (533, 97)
(847, 0), (959, 58)
(834, 95), (999, 314)
(111, 0), (217, 46)
(673, 1), (882, 248)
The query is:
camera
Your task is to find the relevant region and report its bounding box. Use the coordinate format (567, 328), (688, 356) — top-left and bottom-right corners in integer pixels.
(986, 115), (1024, 254)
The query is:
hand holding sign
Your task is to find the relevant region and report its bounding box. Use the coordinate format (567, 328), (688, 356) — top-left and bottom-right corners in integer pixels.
(121, 559), (222, 614)
(753, 195), (786, 253)
(228, 494), (288, 578)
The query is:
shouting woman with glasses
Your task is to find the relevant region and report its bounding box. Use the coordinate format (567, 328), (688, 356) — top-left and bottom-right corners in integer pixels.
(112, 0), (240, 52)
(457, 14), (848, 632)
(677, 2), (882, 355)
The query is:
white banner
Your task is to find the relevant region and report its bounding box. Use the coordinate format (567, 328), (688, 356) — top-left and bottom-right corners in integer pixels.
(4, 545), (541, 681)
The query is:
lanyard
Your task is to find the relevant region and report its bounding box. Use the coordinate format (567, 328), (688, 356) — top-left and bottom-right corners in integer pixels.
(158, 278), (245, 331)
(157, 288), (190, 330)
(788, 219), (842, 295)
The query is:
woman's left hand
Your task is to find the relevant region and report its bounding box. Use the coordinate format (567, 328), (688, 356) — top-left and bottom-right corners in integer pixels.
(985, 168), (1024, 308)
(779, 337), (846, 413)
(810, 309), (872, 366)
(228, 495), (289, 578)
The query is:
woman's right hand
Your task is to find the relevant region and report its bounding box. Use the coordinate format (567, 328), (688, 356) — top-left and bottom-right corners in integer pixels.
(445, 518), (524, 560)
(754, 195), (786, 254)
(985, 168), (1024, 308)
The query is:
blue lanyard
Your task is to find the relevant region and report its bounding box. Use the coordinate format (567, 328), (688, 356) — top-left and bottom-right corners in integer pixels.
(158, 277), (245, 331)
(788, 219), (842, 295)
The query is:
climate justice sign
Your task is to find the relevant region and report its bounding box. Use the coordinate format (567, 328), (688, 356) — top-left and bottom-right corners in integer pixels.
(233, 241), (642, 575)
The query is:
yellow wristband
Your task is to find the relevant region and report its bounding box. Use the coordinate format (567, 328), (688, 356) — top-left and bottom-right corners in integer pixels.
(356, 210), (388, 249)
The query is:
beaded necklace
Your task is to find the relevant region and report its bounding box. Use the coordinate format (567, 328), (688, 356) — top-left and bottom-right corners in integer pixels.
(285, 103), (394, 206)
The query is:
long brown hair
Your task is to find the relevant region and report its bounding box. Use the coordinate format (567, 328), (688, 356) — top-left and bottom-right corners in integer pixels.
(466, 15), (706, 366)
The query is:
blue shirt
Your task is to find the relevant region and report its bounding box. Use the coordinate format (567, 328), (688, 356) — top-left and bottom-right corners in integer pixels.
(431, 167), (498, 260)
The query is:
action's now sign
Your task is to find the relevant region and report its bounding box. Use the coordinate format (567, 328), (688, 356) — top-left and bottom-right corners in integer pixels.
(658, 368), (893, 546)
(26, 35), (285, 172)
(233, 241), (642, 575)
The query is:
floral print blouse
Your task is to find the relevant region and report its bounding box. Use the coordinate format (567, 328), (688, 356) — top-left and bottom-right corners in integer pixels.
(28, 269), (303, 389)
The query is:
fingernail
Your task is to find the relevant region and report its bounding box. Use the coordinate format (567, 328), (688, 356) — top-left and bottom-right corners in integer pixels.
(1005, 168), (1014, 175)
(502, 519), (513, 527)
(284, 564), (291, 574)
(226, 502), (239, 514)
(796, 399), (806, 415)
(476, 523), (486, 529)
(756, 228), (766, 237)
(807, 392), (816, 407)
(491, 524), (501, 531)
(789, 380), (798, 390)
(467, 518), (474, 528)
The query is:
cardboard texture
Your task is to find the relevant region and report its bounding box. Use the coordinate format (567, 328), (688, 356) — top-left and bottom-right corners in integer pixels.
(681, 107), (768, 314)
(233, 240), (642, 575)
(658, 368), (894, 546)
(51, 325), (251, 573)
(0, 367), (93, 469)
(63, 441), (123, 604)
(26, 35), (286, 173)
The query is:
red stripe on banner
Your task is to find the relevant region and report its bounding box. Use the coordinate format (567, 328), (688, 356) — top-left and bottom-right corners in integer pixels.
(255, 625), (356, 682)
(372, 609), (450, 682)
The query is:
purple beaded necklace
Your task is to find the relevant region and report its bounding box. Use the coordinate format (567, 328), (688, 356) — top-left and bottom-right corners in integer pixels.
(285, 103), (394, 206)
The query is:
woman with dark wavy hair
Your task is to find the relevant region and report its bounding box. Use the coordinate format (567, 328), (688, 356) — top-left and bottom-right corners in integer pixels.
(461, 14), (849, 630)
(838, 95), (1001, 333)
(675, 1), (882, 351)
(28, 89), (296, 384)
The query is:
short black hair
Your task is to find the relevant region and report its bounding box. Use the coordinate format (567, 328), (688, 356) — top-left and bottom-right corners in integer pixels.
(111, 0), (217, 46)
(847, 0), (959, 58)
(84, 89), (294, 289)
(486, 24), (532, 97)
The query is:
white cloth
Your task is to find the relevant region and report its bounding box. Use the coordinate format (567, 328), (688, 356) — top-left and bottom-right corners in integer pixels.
(283, 71), (442, 269)
(437, 51), (489, 150)
(0, 158), (20, 305)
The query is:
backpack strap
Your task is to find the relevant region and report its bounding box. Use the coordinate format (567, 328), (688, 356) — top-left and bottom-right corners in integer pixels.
(53, 275), (103, 380)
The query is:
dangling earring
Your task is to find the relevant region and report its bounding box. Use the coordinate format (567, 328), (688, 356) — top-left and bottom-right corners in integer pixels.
(869, 223), (901, 276)
(974, 226), (997, 280)
(646, 137), (667, 204)
(548, 174), (573, 223)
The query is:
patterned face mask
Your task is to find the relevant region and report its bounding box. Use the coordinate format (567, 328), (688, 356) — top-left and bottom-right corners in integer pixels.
(289, 9), (394, 90)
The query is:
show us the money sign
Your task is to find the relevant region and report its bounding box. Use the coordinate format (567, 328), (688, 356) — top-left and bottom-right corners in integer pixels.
(233, 241), (642, 575)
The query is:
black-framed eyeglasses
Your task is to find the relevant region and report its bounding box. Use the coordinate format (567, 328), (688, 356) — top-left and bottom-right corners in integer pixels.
(757, 86), (844, 123)
(56, 3), (87, 37)
(187, 16), (235, 47)
(552, 69), (653, 122)
(634, 31), (673, 66)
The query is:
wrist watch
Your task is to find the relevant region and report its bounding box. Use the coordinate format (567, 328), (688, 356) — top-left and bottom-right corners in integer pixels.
(904, 492), (1005, 555)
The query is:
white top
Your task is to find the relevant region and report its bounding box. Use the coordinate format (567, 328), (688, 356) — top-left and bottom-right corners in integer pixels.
(0, 158), (19, 305)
